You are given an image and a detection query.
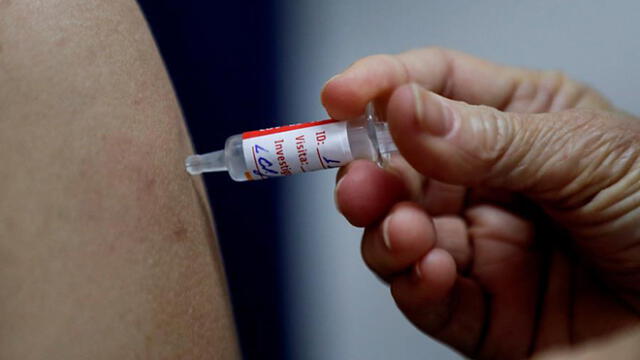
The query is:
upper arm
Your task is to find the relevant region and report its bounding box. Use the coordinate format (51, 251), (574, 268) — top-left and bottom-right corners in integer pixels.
(0, 0), (239, 358)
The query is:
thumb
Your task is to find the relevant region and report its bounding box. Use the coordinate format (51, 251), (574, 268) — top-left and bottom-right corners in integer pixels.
(386, 83), (633, 204)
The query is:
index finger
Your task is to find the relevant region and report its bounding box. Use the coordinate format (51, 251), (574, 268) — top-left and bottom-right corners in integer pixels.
(321, 47), (535, 119)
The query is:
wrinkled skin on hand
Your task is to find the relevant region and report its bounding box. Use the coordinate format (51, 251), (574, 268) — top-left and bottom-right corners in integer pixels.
(324, 48), (640, 359)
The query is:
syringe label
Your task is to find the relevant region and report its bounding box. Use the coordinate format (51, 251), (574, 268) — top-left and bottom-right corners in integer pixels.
(242, 120), (353, 180)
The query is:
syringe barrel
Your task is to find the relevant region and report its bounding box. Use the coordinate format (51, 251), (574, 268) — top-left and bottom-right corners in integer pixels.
(222, 105), (396, 182)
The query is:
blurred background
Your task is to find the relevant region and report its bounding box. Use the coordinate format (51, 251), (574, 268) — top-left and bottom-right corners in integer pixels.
(138, 1), (640, 359)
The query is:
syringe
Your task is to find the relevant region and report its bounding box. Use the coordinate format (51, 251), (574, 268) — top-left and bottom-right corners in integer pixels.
(185, 104), (397, 181)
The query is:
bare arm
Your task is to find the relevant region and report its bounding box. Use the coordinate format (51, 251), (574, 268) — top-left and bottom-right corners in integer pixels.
(0, 0), (239, 358)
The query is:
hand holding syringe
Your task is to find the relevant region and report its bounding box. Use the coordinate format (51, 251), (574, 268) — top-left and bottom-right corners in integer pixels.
(188, 44), (640, 359)
(185, 104), (397, 181)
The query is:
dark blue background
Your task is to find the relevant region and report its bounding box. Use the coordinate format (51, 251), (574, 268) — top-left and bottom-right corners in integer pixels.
(137, 1), (286, 358)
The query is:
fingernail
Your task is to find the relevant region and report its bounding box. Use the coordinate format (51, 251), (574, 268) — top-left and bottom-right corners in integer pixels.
(382, 215), (392, 250)
(414, 260), (423, 279)
(411, 84), (454, 137)
(334, 176), (345, 214)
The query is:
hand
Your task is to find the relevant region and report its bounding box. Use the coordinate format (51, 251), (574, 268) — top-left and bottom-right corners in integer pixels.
(324, 48), (640, 359)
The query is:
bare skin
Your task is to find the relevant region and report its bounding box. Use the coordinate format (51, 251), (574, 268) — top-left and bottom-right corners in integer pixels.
(324, 48), (640, 359)
(534, 326), (640, 360)
(0, 0), (239, 358)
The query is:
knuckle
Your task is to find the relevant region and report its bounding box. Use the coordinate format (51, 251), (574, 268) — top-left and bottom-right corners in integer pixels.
(542, 70), (572, 96)
(484, 113), (518, 177)
(405, 46), (451, 70)
(539, 69), (569, 84)
(535, 70), (611, 111)
(509, 69), (592, 112)
(459, 105), (518, 172)
(401, 45), (448, 58)
(539, 69), (573, 93)
(533, 70), (569, 111)
(418, 46), (450, 59)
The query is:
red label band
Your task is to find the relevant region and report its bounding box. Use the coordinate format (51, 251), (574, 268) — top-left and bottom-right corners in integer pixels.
(242, 119), (338, 139)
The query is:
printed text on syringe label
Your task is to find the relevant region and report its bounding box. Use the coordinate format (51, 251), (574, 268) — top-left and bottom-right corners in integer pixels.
(241, 120), (353, 180)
